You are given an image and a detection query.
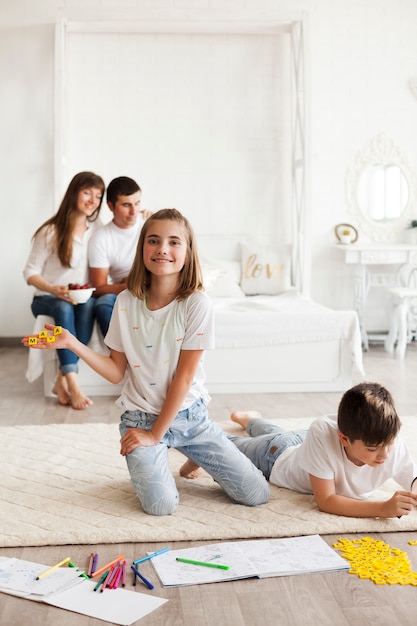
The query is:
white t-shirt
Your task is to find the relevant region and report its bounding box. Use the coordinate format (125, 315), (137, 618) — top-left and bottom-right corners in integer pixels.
(23, 222), (99, 295)
(105, 289), (215, 414)
(88, 219), (144, 284)
(269, 415), (417, 499)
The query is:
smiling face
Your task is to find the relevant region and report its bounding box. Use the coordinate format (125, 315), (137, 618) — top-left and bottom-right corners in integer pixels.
(109, 191), (142, 229)
(339, 432), (394, 467)
(143, 219), (188, 278)
(76, 187), (103, 217)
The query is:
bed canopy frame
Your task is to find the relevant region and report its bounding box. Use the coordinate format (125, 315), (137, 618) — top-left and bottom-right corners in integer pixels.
(54, 14), (309, 293)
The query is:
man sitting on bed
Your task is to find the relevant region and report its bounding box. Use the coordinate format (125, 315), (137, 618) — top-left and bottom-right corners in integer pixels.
(180, 382), (417, 518)
(88, 176), (151, 337)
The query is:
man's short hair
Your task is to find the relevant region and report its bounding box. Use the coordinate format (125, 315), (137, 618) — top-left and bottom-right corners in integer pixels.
(106, 176), (141, 205)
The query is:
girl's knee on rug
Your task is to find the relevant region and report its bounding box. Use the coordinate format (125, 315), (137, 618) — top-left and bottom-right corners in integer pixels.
(138, 489), (179, 516)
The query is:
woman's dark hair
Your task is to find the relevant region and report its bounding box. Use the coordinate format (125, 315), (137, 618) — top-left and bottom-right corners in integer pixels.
(33, 171), (105, 267)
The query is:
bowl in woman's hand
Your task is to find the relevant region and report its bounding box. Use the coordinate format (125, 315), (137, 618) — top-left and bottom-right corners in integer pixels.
(67, 286), (96, 304)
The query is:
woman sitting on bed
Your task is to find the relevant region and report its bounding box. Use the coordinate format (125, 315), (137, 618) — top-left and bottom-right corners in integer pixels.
(23, 171), (105, 410)
(180, 382), (417, 519)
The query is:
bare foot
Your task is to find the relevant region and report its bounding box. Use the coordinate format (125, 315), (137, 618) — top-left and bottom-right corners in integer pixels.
(230, 410), (262, 430)
(52, 372), (71, 406)
(65, 372), (93, 410)
(180, 459), (201, 479)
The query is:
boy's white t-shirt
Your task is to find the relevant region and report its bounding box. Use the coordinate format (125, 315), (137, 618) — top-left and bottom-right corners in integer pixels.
(105, 289), (215, 414)
(269, 414), (417, 499)
(88, 219), (144, 284)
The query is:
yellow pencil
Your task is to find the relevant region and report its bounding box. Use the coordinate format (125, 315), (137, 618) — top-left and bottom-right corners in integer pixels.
(36, 556), (71, 580)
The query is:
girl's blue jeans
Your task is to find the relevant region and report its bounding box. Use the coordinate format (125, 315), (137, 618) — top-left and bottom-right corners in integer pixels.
(119, 398), (270, 516)
(229, 418), (308, 480)
(31, 295), (95, 374)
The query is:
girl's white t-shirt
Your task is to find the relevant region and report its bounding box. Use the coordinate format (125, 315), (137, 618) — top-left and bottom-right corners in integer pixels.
(269, 414), (417, 499)
(105, 289), (215, 413)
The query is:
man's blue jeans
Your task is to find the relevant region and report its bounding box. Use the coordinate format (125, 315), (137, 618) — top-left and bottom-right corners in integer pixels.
(31, 295), (95, 374)
(94, 294), (117, 338)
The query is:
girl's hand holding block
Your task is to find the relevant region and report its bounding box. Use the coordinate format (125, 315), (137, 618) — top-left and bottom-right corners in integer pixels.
(22, 325), (66, 350)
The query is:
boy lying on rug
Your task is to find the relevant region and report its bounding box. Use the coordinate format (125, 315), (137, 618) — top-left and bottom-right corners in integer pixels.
(180, 382), (417, 519)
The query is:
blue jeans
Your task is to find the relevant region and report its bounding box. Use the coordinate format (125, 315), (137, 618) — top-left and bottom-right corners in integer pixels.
(94, 294), (117, 337)
(229, 418), (308, 480)
(119, 399), (270, 516)
(31, 295), (95, 374)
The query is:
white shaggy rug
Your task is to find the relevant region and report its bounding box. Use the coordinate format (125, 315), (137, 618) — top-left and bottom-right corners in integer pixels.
(1, 417), (417, 548)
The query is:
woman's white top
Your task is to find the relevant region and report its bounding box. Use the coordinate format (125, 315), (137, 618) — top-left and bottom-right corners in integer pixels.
(23, 221), (100, 295)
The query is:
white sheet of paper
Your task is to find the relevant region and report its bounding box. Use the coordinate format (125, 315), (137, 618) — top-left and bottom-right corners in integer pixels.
(238, 534), (349, 577)
(44, 580), (168, 625)
(151, 542), (259, 587)
(0, 557), (168, 624)
(0, 558), (80, 595)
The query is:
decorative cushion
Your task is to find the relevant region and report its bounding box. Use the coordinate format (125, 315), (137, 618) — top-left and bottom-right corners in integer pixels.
(240, 242), (291, 295)
(201, 259), (245, 297)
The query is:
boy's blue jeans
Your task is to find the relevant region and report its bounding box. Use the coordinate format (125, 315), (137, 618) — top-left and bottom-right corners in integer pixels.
(31, 295), (95, 374)
(119, 399), (270, 516)
(229, 418), (308, 480)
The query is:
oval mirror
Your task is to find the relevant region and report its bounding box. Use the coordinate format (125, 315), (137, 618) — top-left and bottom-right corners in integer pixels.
(346, 134), (416, 241)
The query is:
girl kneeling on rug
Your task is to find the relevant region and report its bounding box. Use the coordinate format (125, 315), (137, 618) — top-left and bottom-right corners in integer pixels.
(22, 209), (269, 516)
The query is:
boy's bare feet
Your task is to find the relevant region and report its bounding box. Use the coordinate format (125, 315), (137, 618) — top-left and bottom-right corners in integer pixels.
(52, 371), (71, 406)
(179, 459), (201, 479)
(65, 372), (93, 410)
(230, 410), (262, 429)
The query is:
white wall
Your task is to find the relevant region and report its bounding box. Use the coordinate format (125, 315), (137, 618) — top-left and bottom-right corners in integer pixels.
(63, 29), (291, 242)
(1, 0), (417, 336)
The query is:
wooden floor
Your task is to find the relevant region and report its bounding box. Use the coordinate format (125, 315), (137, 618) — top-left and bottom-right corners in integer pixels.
(1, 342), (417, 625)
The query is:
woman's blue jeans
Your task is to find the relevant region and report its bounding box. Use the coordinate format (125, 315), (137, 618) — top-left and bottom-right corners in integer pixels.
(119, 398), (270, 516)
(31, 295), (95, 374)
(229, 418), (308, 480)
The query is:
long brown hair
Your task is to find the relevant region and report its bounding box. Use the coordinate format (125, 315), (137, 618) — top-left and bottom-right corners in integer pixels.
(33, 171), (105, 267)
(126, 208), (204, 300)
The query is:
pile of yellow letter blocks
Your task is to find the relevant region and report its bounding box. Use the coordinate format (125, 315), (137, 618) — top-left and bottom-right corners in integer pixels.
(333, 537), (417, 585)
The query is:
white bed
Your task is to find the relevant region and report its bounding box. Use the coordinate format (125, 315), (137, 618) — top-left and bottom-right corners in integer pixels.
(204, 292), (363, 393)
(26, 236), (364, 396)
(199, 235), (364, 393)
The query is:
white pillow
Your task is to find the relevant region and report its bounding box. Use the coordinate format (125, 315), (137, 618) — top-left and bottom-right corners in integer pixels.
(201, 259), (245, 297)
(240, 242), (291, 295)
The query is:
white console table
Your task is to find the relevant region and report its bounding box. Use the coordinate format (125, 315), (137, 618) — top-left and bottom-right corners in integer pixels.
(336, 243), (417, 349)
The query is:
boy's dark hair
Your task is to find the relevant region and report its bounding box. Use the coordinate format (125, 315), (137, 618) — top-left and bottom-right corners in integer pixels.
(337, 382), (401, 445)
(106, 176), (141, 205)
